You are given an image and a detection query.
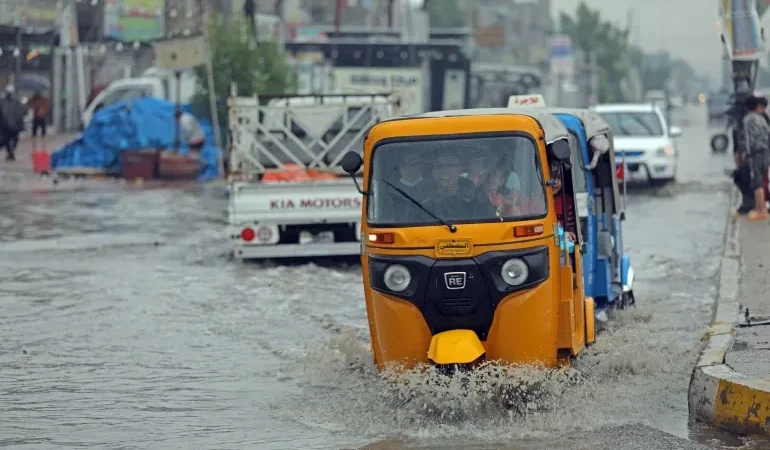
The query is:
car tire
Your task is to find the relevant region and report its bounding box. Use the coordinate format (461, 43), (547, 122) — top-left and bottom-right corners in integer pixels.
(711, 134), (729, 153)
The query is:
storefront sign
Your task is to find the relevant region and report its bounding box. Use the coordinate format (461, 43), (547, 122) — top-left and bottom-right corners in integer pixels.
(332, 68), (423, 115)
(104, 0), (164, 42)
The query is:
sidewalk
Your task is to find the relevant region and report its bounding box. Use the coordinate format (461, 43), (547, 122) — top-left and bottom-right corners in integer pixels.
(728, 219), (770, 378)
(688, 190), (770, 438)
(0, 132), (80, 192)
(0, 131), (77, 174)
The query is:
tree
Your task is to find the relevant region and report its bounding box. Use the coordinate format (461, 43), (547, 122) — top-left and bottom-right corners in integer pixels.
(423, 0), (465, 28)
(559, 2), (630, 102)
(192, 15), (296, 126)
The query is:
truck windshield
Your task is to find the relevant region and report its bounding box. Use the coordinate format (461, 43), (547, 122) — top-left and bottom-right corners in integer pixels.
(598, 111), (664, 137)
(367, 135), (547, 226)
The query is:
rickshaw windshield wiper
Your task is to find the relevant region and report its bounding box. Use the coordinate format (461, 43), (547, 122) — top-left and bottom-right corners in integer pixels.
(381, 179), (457, 232)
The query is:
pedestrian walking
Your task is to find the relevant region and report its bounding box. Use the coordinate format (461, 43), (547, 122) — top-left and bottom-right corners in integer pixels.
(0, 85), (27, 161)
(26, 90), (51, 150)
(741, 95), (770, 220)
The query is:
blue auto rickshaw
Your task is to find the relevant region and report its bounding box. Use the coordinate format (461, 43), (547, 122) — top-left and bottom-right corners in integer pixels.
(551, 109), (635, 319)
(507, 99), (636, 322)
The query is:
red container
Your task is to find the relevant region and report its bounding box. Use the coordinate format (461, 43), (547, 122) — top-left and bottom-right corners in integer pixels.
(158, 151), (201, 180)
(121, 150), (158, 181)
(32, 151), (51, 174)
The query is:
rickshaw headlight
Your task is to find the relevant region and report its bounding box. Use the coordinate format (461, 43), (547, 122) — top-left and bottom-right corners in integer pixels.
(501, 258), (529, 286)
(384, 264), (411, 292)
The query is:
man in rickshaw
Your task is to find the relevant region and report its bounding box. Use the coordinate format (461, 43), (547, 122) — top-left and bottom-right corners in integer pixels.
(425, 152), (496, 219)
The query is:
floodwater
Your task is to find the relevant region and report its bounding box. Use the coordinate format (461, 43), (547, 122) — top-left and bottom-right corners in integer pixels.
(0, 105), (768, 450)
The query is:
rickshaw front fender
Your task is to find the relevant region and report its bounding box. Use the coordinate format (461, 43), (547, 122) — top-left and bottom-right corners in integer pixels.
(427, 330), (486, 365)
(622, 256), (634, 292)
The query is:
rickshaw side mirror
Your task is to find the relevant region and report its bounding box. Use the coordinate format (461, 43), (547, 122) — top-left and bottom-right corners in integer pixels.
(548, 140), (571, 162)
(341, 151), (362, 174)
(340, 151), (367, 195)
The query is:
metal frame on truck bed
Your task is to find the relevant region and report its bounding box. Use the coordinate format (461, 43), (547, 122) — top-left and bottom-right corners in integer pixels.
(227, 89), (402, 260)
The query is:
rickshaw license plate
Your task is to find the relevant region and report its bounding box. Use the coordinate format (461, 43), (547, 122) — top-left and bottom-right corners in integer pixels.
(435, 239), (473, 258)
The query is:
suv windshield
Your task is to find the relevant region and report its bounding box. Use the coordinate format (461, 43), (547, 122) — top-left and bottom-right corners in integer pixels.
(598, 111), (664, 137)
(367, 135), (547, 226)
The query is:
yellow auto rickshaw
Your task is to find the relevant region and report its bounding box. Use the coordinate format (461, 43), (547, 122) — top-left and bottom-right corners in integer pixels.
(340, 108), (596, 373)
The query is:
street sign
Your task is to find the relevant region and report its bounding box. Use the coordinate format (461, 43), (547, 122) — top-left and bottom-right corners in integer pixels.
(153, 35), (207, 71)
(548, 35), (574, 77)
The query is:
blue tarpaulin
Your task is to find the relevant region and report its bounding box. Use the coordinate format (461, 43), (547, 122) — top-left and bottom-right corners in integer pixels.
(51, 97), (220, 181)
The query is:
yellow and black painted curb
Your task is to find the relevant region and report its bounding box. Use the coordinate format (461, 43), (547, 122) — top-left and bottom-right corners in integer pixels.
(688, 188), (770, 437)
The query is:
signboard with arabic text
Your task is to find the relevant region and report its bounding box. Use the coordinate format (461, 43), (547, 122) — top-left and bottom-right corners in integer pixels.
(104, 0), (165, 42)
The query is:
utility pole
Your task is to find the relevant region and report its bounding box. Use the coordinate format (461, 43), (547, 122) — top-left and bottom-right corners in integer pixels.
(275, 0), (285, 48)
(334, 0), (343, 34)
(243, 0), (256, 40)
(14, 0), (26, 82)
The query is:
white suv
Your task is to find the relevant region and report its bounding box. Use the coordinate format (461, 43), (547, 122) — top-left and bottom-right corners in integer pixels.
(592, 103), (681, 186)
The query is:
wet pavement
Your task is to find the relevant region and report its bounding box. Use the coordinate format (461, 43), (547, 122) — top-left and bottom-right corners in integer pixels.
(1, 106), (769, 450)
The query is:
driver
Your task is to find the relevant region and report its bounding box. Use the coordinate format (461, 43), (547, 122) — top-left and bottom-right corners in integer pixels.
(425, 152), (496, 220)
(393, 151), (428, 200)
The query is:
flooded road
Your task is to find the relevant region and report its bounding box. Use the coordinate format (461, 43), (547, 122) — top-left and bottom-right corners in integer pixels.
(0, 105), (767, 450)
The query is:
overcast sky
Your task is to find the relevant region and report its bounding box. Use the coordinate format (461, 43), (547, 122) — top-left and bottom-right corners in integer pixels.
(551, 0), (723, 78)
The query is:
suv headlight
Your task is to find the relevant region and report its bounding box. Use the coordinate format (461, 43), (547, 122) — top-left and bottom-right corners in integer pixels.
(384, 264), (411, 292)
(656, 146), (675, 157)
(501, 258), (529, 286)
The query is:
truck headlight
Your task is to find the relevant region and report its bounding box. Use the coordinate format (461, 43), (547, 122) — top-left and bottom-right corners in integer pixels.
(501, 258), (529, 286)
(656, 146), (674, 157)
(384, 264), (411, 292)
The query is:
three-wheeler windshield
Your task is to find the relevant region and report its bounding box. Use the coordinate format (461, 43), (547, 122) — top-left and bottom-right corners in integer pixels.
(367, 135), (547, 226)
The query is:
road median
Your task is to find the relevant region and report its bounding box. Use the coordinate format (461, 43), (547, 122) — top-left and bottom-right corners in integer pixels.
(688, 187), (770, 437)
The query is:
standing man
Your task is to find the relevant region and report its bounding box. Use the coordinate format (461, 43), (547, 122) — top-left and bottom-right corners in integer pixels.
(27, 91), (51, 150)
(741, 95), (770, 220)
(0, 85), (27, 161)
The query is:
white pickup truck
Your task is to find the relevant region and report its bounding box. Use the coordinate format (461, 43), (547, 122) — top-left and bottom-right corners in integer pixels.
(227, 92), (401, 260)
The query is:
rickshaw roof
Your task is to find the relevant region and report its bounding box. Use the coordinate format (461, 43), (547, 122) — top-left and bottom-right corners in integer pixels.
(509, 107), (612, 139)
(387, 108), (570, 144)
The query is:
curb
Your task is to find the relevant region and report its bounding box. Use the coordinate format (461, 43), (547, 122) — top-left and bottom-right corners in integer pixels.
(688, 187), (770, 437)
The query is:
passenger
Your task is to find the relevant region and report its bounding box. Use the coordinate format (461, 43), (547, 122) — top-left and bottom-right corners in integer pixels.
(478, 167), (543, 217)
(466, 154), (488, 185)
(550, 162), (577, 242)
(478, 167), (508, 215)
(426, 153), (496, 219)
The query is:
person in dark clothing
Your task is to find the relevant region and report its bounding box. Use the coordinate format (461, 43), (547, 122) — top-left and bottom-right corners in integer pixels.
(394, 151), (429, 200)
(27, 91), (51, 149)
(0, 85), (27, 161)
(379, 151), (432, 223)
(424, 153), (496, 221)
(741, 95), (770, 220)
